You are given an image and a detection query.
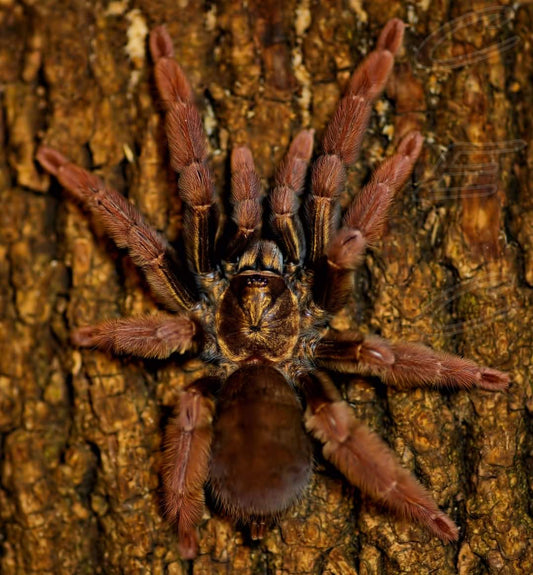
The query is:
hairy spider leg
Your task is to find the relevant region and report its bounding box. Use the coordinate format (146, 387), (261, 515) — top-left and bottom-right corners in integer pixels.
(302, 371), (460, 542)
(270, 130), (315, 264)
(317, 131), (423, 312)
(162, 378), (219, 560)
(150, 26), (219, 275)
(305, 19), (406, 269)
(314, 332), (510, 391)
(36, 147), (197, 311)
(225, 146), (263, 260)
(71, 315), (198, 359)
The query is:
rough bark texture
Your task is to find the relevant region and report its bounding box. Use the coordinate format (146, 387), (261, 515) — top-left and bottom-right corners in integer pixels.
(1, 0), (532, 573)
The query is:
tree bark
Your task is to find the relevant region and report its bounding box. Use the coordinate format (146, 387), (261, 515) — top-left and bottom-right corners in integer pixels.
(1, 0), (531, 573)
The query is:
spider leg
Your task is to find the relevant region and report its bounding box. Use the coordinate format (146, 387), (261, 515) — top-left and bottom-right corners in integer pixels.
(225, 146), (263, 260)
(302, 371), (459, 542)
(150, 27), (218, 275)
(306, 19), (405, 267)
(162, 377), (219, 559)
(315, 129), (423, 313)
(71, 315), (198, 359)
(270, 130), (314, 264)
(315, 331), (509, 391)
(36, 147), (197, 311)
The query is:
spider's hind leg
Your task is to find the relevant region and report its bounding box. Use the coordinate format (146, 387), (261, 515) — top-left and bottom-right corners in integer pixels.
(162, 377), (220, 559)
(301, 371), (460, 542)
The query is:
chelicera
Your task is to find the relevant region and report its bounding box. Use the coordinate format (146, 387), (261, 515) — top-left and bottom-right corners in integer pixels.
(36, 19), (508, 559)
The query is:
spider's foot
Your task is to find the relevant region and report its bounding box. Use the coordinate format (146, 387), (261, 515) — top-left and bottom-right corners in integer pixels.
(426, 510), (459, 543)
(478, 368), (510, 391)
(177, 527), (199, 560)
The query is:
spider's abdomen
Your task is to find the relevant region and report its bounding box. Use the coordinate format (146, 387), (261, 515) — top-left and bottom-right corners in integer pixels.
(208, 365), (312, 522)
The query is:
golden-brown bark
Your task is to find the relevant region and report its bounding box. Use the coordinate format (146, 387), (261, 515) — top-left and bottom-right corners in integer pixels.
(1, 0), (531, 573)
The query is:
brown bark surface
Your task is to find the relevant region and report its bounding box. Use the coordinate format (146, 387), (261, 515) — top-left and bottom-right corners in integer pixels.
(1, 0), (532, 573)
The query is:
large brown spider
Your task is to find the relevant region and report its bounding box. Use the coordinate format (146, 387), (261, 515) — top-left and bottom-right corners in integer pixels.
(36, 19), (508, 559)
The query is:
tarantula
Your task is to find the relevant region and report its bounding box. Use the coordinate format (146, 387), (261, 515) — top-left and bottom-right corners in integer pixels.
(37, 20), (508, 559)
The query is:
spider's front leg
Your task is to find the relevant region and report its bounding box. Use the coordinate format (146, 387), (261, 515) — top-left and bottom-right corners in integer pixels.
(36, 147), (197, 311)
(314, 331), (509, 391)
(150, 27), (219, 275)
(306, 19), (409, 266)
(317, 131), (423, 312)
(302, 371), (460, 542)
(306, 19), (423, 312)
(162, 377), (219, 559)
